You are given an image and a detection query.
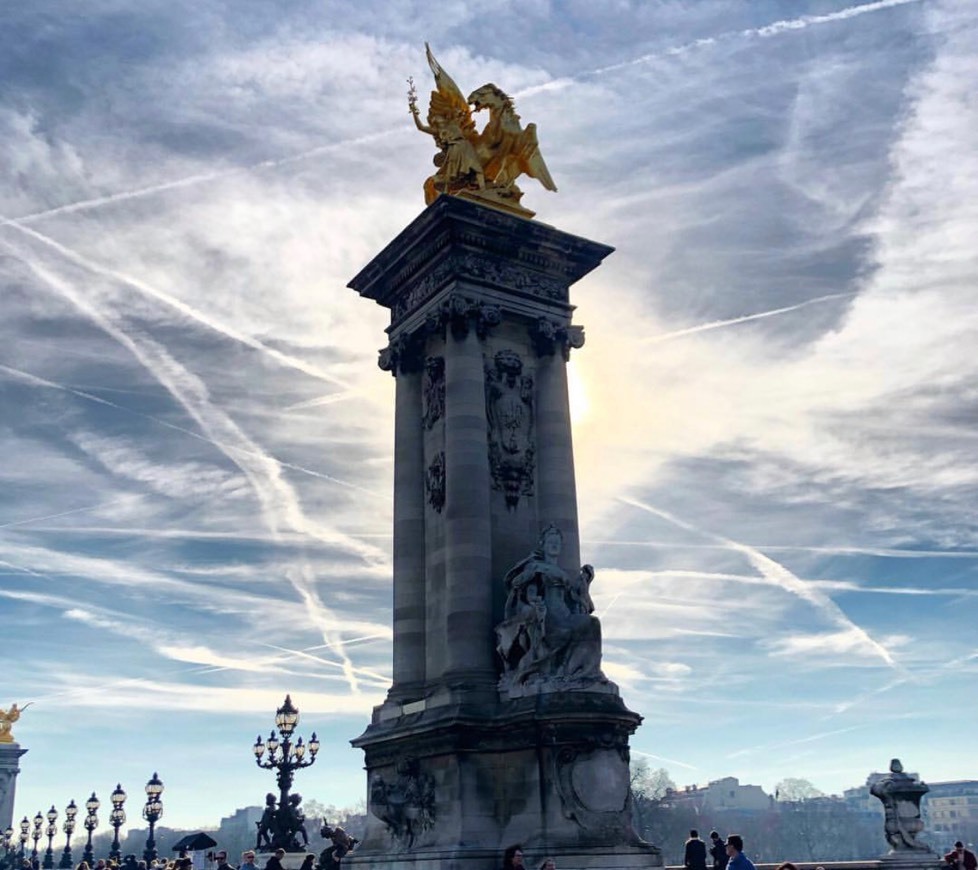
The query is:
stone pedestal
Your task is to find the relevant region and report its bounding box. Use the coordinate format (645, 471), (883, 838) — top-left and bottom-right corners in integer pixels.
(346, 197), (659, 870)
(255, 854), (315, 870)
(0, 742), (27, 832)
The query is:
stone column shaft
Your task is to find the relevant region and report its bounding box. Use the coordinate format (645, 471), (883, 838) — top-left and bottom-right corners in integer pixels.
(535, 352), (581, 570)
(442, 327), (495, 685)
(391, 368), (426, 695)
(0, 744), (27, 833)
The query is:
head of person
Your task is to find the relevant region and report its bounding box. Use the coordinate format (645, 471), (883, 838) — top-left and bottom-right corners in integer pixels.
(691, 830), (699, 839)
(242, 855), (255, 865)
(955, 843), (965, 852)
(274, 852), (285, 860)
(710, 832), (721, 842)
(539, 859), (556, 870)
(726, 835), (744, 856)
(503, 844), (524, 870)
(216, 855), (227, 865)
(776, 863), (799, 870)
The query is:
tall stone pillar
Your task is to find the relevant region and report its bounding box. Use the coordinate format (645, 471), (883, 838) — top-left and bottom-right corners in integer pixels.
(442, 324), (494, 692)
(0, 742), (27, 834)
(347, 196), (656, 870)
(533, 331), (583, 573)
(388, 359), (426, 699)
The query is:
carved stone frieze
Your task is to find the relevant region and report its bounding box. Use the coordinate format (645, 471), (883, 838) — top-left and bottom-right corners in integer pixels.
(368, 758), (436, 850)
(485, 349), (535, 509)
(422, 356), (445, 429)
(392, 253), (568, 321)
(425, 452), (445, 513)
(529, 317), (586, 359)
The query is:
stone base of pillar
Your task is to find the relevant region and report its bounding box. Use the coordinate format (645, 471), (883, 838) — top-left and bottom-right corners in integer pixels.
(255, 853), (315, 870)
(350, 693), (658, 870)
(879, 852), (944, 870)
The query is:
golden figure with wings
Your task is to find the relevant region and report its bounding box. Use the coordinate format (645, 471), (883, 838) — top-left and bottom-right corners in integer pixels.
(0, 702), (29, 744)
(409, 45), (556, 218)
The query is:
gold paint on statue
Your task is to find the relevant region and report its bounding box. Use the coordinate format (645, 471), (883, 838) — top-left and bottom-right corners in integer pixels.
(0, 702), (29, 744)
(408, 44), (556, 218)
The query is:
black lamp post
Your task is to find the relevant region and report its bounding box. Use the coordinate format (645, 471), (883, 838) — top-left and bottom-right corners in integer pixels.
(252, 695), (320, 851)
(31, 812), (42, 866)
(108, 785), (126, 863)
(81, 794), (99, 867)
(42, 807), (57, 870)
(141, 774), (163, 865)
(19, 818), (29, 860)
(2, 828), (14, 870)
(59, 800), (77, 869)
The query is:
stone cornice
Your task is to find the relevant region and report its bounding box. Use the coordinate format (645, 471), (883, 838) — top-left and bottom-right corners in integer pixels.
(348, 196), (614, 327)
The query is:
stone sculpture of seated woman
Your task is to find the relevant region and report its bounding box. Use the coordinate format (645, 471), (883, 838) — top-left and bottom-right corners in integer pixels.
(495, 524), (615, 697)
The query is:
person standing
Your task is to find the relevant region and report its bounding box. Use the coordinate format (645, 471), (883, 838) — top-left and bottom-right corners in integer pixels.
(725, 835), (756, 870)
(944, 842), (978, 870)
(710, 831), (728, 870)
(501, 845), (525, 870)
(685, 830), (708, 870)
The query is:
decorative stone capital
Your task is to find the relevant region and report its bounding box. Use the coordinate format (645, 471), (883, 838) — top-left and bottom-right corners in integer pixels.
(530, 317), (586, 359)
(426, 293), (501, 341)
(378, 331), (425, 376)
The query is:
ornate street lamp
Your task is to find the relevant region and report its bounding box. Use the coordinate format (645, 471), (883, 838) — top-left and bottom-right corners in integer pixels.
(108, 785), (126, 863)
(252, 695), (320, 852)
(18, 818), (29, 859)
(2, 828), (15, 870)
(42, 807), (57, 870)
(58, 800), (77, 869)
(81, 794), (99, 867)
(31, 812), (43, 865)
(141, 774), (164, 865)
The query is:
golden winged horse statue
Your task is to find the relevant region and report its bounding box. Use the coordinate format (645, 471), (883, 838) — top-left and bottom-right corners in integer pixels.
(408, 44), (557, 217)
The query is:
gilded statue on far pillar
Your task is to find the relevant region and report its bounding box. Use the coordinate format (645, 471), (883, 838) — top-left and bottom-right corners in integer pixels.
(408, 44), (557, 218)
(0, 703), (28, 744)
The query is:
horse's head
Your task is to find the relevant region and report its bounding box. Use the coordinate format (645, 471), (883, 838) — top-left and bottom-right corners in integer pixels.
(468, 84), (510, 112)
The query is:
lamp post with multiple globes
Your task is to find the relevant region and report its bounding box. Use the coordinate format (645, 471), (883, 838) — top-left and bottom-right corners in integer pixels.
(141, 774), (164, 865)
(81, 794), (99, 867)
(252, 695), (320, 851)
(41, 807), (57, 870)
(58, 801), (77, 869)
(30, 812), (42, 866)
(107, 785), (126, 863)
(18, 818), (29, 861)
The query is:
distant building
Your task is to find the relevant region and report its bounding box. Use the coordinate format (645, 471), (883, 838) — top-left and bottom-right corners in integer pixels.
(664, 776), (774, 812)
(922, 780), (978, 845)
(218, 806), (264, 847)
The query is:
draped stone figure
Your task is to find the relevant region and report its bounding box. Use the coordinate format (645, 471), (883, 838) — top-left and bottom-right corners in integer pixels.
(496, 524), (609, 696)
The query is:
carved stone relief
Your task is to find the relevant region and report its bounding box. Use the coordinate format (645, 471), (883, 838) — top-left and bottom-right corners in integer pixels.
(391, 254), (568, 321)
(552, 733), (643, 845)
(422, 356), (445, 430)
(368, 758), (436, 850)
(425, 452), (445, 513)
(529, 317), (585, 360)
(485, 349), (535, 509)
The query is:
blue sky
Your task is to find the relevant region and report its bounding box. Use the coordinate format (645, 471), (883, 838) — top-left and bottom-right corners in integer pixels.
(2, 0), (977, 832)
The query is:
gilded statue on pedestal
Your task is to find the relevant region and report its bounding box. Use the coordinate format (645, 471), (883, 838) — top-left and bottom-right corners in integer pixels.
(0, 703), (28, 744)
(408, 44), (556, 217)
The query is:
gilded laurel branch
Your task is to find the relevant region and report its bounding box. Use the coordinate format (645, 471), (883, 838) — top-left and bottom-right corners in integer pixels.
(409, 44), (556, 218)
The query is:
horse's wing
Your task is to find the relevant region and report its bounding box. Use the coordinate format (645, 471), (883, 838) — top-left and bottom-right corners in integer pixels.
(520, 123), (557, 191)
